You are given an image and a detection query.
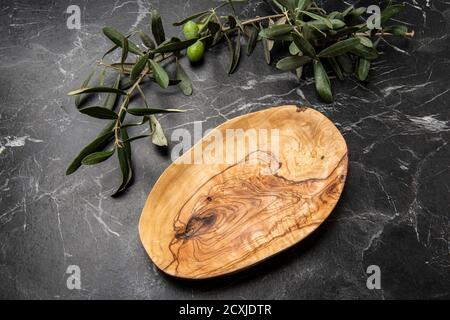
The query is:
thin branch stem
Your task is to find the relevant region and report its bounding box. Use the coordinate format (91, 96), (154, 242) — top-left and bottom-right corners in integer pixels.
(240, 14), (285, 26)
(113, 70), (147, 146)
(136, 84), (149, 108)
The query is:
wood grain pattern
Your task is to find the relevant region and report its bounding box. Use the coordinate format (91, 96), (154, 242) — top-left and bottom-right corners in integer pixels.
(139, 106), (348, 279)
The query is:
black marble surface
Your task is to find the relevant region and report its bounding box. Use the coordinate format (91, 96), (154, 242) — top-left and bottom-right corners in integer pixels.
(0, 0), (449, 299)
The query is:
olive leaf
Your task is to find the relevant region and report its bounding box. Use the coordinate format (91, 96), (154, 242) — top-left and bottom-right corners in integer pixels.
(346, 7), (366, 21)
(225, 31), (241, 74)
(231, 29), (241, 74)
(328, 11), (341, 19)
(157, 36), (175, 47)
(259, 24), (294, 39)
(304, 22), (327, 38)
(291, 31), (316, 58)
(276, 0), (296, 11)
(330, 11), (344, 20)
(149, 115), (168, 146)
(102, 44), (119, 60)
(98, 120), (117, 136)
(331, 19), (346, 29)
(313, 60), (332, 103)
(276, 55), (311, 71)
(299, 10), (333, 29)
(246, 25), (259, 56)
(297, 0), (312, 11)
(270, 0), (285, 12)
(266, 19), (276, 50)
(356, 58), (370, 81)
(138, 31), (155, 49)
(120, 37), (129, 72)
(79, 106), (119, 119)
(172, 11), (210, 26)
(262, 33), (293, 42)
(104, 75), (121, 110)
(127, 108), (186, 116)
(356, 36), (373, 48)
(151, 10), (166, 45)
(342, 5), (354, 17)
(328, 57), (344, 80)
(384, 25), (408, 36)
(331, 24), (365, 39)
(306, 19), (345, 31)
(262, 0), (283, 13)
(381, 4), (404, 25)
(82, 149), (115, 165)
(317, 37), (360, 57)
(149, 59), (169, 88)
(350, 43), (378, 60)
(97, 68), (106, 86)
(65, 124), (115, 175)
(68, 87), (127, 96)
(176, 60), (193, 96)
(152, 38), (198, 54)
(102, 27), (143, 56)
(225, 36), (233, 66)
(112, 128), (133, 197)
(75, 65), (97, 107)
(336, 54), (353, 74)
(262, 37), (271, 64)
(130, 53), (149, 81)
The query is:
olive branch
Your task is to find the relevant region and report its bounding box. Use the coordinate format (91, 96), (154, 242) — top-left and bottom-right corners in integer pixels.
(66, 0), (412, 196)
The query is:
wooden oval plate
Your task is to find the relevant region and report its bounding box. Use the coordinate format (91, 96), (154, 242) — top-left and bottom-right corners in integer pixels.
(139, 105), (348, 279)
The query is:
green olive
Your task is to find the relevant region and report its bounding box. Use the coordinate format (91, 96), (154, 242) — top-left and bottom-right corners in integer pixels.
(183, 21), (199, 40)
(187, 40), (205, 62)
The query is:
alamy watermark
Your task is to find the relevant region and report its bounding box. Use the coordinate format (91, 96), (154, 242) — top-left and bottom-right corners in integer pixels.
(366, 265), (381, 290)
(366, 5), (381, 30)
(66, 5), (81, 30)
(66, 265), (81, 290)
